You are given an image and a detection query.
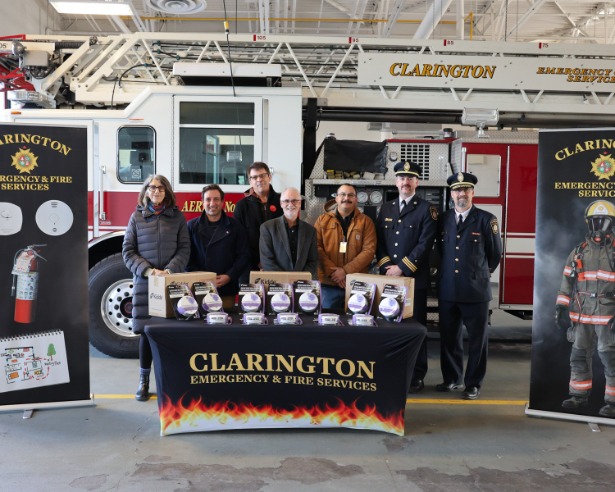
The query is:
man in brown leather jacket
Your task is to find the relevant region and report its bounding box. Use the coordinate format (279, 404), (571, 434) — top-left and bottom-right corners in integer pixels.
(313, 183), (377, 310)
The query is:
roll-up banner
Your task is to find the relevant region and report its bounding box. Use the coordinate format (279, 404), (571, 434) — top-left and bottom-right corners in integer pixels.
(528, 128), (615, 424)
(0, 124), (91, 411)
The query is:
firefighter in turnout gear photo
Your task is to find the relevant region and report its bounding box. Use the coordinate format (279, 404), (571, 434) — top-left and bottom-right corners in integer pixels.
(555, 200), (615, 418)
(376, 160), (438, 393)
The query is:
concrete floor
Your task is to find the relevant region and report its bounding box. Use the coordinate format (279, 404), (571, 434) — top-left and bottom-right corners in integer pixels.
(2, 311), (615, 491)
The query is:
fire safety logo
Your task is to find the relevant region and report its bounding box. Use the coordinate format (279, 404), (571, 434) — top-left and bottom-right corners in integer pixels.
(590, 153), (615, 180)
(11, 147), (39, 174)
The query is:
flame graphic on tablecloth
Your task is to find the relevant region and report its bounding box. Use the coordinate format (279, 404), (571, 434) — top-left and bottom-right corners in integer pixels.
(158, 396), (405, 436)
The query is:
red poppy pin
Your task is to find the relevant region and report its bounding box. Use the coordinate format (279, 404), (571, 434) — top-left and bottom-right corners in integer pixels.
(270, 205), (277, 213)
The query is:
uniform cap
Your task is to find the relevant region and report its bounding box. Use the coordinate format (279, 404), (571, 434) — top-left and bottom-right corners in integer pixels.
(447, 172), (478, 189)
(394, 161), (421, 177)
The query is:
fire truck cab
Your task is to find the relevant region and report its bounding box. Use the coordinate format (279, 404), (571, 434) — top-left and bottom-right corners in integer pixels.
(1, 34), (302, 357)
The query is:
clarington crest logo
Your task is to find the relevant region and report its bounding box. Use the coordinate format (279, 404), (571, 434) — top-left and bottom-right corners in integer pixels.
(11, 147), (39, 174)
(590, 153), (615, 180)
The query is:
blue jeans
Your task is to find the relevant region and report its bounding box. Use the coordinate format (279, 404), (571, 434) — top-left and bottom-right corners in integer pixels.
(321, 284), (345, 312)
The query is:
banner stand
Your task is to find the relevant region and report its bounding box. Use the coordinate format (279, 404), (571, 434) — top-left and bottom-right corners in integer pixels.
(525, 405), (615, 428)
(0, 395), (95, 419)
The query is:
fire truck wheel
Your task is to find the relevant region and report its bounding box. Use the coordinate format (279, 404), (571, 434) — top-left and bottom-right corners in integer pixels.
(88, 253), (139, 358)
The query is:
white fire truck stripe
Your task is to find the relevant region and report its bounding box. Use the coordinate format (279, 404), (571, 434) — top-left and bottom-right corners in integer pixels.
(505, 236), (535, 254)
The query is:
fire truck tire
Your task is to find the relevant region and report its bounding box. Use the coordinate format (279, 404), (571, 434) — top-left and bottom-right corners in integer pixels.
(88, 253), (139, 359)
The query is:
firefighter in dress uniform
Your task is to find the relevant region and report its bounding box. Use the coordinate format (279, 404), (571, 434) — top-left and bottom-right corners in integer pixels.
(376, 160), (438, 392)
(436, 172), (502, 400)
(555, 200), (615, 418)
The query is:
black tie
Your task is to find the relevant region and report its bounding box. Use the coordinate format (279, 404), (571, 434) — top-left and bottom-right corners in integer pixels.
(457, 214), (463, 228)
(400, 199), (406, 210)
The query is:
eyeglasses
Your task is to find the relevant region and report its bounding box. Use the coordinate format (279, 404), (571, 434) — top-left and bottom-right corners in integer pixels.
(147, 185), (166, 193)
(249, 172), (270, 181)
(281, 199), (302, 205)
(337, 192), (357, 199)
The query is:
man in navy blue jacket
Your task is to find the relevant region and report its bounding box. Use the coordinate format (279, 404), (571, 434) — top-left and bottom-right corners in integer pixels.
(187, 184), (250, 309)
(436, 172), (502, 400)
(376, 161), (438, 393)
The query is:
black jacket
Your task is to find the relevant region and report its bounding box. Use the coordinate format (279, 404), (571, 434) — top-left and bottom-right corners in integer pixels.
(233, 186), (282, 269)
(376, 196), (438, 291)
(437, 206), (502, 303)
(122, 205), (190, 331)
(186, 210), (250, 296)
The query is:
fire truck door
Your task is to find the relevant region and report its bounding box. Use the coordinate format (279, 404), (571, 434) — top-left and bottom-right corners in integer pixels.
(463, 142), (537, 310)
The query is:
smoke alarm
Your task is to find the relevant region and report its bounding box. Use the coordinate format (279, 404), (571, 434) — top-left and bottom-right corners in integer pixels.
(0, 202), (22, 235)
(145, 0), (206, 14)
(35, 200), (74, 236)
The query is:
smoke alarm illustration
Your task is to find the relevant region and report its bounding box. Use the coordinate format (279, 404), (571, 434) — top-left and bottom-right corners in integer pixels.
(0, 202), (23, 235)
(35, 200), (74, 236)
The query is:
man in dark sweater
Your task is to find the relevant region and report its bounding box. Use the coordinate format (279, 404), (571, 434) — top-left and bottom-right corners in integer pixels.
(233, 162), (283, 282)
(187, 184), (250, 309)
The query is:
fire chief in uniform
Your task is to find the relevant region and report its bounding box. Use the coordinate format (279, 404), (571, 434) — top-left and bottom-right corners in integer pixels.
(436, 172), (502, 400)
(376, 160), (438, 392)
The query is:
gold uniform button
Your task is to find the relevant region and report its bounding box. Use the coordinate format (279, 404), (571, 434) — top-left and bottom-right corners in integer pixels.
(396, 231), (400, 235)
(455, 269), (459, 273)
(394, 243), (398, 246)
(456, 246), (459, 250)
(393, 254), (398, 258)
(455, 258), (459, 262)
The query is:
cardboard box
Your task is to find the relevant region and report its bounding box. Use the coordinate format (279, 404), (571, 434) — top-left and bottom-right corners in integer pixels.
(149, 271), (216, 318)
(249, 271), (312, 287)
(345, 273), (415, 319)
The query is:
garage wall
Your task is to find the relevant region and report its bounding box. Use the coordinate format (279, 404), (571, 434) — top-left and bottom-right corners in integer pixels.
(0, 0), (55, 35)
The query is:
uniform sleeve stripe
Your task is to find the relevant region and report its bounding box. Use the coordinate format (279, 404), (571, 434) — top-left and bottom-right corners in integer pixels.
(402, 257), (417, 272)
(377, 257), (391, 267)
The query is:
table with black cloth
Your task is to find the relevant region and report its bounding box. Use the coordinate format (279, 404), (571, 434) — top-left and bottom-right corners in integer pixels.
(144, 315), (426, 436)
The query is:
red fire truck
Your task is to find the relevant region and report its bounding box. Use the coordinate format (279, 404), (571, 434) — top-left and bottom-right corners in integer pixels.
(2, 33), (611, 357)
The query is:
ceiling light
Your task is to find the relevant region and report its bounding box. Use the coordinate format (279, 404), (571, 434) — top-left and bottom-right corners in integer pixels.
(146, 0), (207, 14)
(50, 0), (134, 16)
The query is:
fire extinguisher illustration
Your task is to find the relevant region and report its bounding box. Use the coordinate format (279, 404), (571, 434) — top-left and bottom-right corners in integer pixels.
(11, 244), (47, 324)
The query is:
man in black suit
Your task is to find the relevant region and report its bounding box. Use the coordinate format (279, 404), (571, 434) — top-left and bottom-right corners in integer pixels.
(436, 172), (502, 400)
(376, 161), (438, 393)
(259, 187), (318, 278)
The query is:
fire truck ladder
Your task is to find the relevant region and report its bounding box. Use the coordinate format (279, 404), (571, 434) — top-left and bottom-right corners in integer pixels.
(4, 33), (615, 126)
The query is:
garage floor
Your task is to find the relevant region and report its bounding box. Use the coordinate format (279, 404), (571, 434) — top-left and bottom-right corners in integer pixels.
(2, 311), (614, 491)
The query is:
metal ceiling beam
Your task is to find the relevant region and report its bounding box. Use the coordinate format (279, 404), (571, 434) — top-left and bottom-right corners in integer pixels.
(348, 0), (370, 35)
(505, 0), (548, 39)
(258, 0), (270, 34)
(413, 0), (455, 39)
(382, 0), (406, 38)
